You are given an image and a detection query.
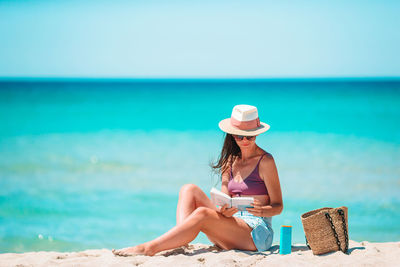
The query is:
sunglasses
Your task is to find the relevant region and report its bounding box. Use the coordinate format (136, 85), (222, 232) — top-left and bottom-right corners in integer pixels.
(233, 135), (256, 141)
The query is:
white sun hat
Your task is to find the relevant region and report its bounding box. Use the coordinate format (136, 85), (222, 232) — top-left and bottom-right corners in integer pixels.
(218, 104), (270, 136)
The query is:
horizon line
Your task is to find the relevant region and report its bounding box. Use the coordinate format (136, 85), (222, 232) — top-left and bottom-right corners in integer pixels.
(0, 76), (400, 83)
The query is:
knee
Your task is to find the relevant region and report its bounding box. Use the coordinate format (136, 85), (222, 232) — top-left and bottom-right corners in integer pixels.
(191, 207), (214, 224)
(193, 207), (214, 221)
(179, 184), (200, 196)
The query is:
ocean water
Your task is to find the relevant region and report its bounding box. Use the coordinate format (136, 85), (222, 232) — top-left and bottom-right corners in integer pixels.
(0, 79), (399, 253)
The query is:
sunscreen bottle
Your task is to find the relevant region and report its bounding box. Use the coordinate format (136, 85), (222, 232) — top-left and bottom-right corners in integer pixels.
(279, 225), (292, 254)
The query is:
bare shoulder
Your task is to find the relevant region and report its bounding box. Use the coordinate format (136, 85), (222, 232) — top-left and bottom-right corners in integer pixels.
(260, 151), (275, 165)
(259, 151), (278, 179)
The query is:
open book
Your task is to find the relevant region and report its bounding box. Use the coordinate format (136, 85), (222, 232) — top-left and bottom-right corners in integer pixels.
(210, 187), (254, 211)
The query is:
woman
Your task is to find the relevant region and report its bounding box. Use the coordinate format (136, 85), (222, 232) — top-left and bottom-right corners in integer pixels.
(113, 104), (283, 256)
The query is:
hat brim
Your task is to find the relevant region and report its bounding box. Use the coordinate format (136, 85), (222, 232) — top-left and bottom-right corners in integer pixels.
(218, 118), (270, 136)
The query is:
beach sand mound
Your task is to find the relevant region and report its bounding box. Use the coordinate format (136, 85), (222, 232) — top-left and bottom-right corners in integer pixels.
(0, 240), (398, 267)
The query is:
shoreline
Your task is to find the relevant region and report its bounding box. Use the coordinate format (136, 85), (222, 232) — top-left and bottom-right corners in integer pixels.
(1, 240), (398, 267)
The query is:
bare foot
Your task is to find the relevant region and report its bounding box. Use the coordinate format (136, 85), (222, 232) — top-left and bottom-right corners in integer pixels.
(112, 244), (151, 257)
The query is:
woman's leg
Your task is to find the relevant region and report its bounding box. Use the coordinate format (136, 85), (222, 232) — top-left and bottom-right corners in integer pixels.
(176, 184), (222, 247)
(176, 184), (218, 225)
(113, 207), (257, 256)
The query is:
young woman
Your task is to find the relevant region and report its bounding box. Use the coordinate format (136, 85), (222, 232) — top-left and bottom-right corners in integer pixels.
(113, 104), (283, 256)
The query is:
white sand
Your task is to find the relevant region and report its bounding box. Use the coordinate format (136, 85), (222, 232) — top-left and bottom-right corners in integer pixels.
(1, 240), (399, 267)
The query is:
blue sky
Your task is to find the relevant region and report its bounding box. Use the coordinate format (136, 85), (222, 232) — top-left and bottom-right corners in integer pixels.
(0, 0), (399, 78)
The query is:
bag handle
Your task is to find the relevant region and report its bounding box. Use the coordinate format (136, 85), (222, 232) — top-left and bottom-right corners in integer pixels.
(338, 209), (349, 252)
(325, 209), (349, 253)
(305, 236), (311, 249)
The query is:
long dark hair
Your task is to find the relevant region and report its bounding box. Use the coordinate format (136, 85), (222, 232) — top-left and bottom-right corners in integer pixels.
(210, 133), (242, 177)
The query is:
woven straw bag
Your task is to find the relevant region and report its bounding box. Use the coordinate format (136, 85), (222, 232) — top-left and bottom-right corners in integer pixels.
(301, 206), (349, 255)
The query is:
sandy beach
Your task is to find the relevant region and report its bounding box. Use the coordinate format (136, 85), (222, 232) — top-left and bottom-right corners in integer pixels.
(1, 240), (399, 267)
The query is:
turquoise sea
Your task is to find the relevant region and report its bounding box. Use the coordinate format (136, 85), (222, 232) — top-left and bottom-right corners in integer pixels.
(0, 79), (399, 253)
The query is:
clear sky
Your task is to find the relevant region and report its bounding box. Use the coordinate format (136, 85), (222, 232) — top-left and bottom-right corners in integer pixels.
(0, 0), (399, 78)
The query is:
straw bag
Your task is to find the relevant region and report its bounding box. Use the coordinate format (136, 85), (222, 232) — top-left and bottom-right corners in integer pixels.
(301, 206), (349, 255)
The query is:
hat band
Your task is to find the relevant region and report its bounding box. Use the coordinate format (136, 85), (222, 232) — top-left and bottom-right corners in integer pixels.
(230, 117), (261, 130)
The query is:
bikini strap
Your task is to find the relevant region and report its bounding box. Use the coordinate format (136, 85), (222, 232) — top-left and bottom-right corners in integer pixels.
(256, 153), (267, 168)
(230, 153), (267, 179)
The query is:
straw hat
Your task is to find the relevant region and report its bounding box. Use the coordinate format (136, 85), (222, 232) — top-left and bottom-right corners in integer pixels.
(218, 105), (270, 136)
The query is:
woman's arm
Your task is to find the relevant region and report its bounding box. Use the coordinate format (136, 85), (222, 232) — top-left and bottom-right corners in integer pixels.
(221, 171), (230, 196)
(220, 156), (232, 197)
(246, 154), (283, 217)
(218, 157), (239, 217)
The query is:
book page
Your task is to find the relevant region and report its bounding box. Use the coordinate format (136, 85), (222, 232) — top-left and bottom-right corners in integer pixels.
(232, 197), (254, 211)
(210, 187), (232, 208)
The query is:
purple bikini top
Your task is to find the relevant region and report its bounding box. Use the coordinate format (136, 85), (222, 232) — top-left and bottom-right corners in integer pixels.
(228, 153), (269, 196)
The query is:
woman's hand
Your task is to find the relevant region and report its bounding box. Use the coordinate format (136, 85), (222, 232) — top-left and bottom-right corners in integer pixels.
(246, 199), (269, 217)
(220, 204), (238, 217)
(264, 194), (271, 205)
